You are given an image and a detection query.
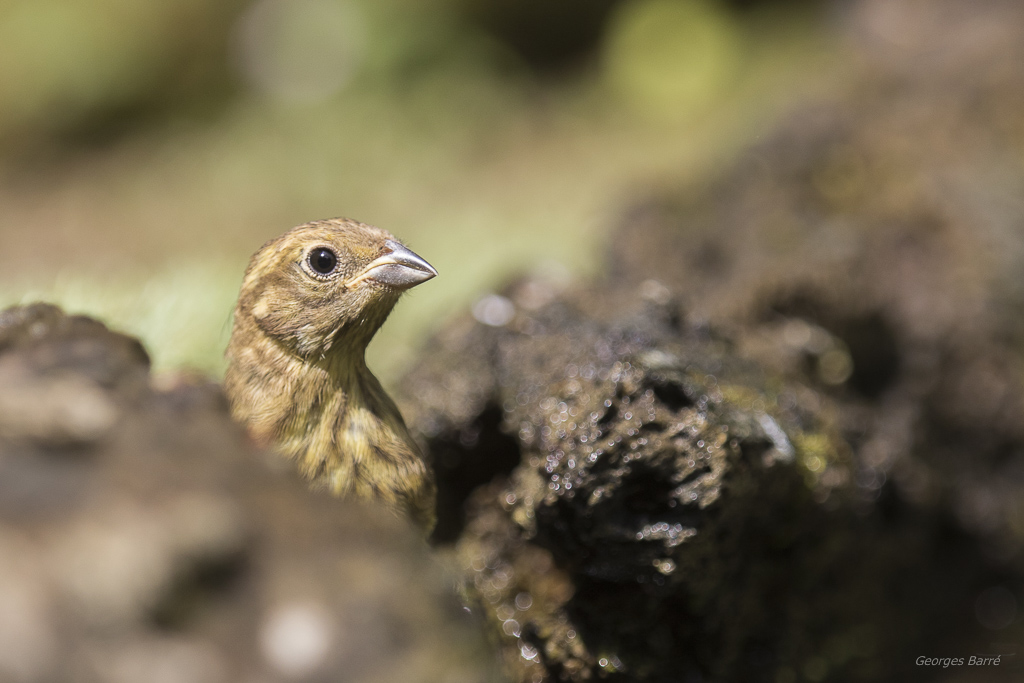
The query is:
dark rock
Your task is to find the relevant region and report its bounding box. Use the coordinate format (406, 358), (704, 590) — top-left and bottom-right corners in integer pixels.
(607, 0), (1024, 554)
(402, 278), (1021, 681)
(398, 1), (1024, 680)
(0, 304), (499, 683)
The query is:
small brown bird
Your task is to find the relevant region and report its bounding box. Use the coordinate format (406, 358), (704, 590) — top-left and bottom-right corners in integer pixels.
(225, 218), (438, 530)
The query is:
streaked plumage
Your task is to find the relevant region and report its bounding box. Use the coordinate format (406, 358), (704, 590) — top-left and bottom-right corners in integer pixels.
(225, 218), (437, 530)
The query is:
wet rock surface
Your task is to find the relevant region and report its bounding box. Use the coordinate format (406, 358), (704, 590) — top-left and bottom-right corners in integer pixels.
(0, 303), (498, 683)
(5, 1), (1024, 680)
(402, 281), (1021, 682)
(398, 1), (1024, 681)
(611, 0), (1024, 560)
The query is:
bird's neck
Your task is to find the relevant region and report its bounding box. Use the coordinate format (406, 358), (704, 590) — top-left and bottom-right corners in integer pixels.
(226, 332), (435, 527)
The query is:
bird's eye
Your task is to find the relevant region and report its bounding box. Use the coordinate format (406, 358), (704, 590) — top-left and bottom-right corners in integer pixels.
(308, 247), (338, 275)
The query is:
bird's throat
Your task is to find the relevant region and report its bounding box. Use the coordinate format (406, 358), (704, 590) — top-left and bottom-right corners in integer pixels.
(226, 333), (435, 528)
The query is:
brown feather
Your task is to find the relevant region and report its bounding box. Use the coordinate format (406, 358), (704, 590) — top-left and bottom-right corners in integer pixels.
(225, 218), (437, 530)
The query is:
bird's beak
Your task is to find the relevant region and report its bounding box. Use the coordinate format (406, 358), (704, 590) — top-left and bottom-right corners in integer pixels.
(349, 239), (437, 290)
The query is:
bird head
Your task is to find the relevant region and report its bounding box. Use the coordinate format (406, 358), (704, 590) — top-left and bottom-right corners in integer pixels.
(235, 218), (437, 359)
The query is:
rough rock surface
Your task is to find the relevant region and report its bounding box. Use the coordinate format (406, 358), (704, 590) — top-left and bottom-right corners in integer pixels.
(0, 303), (499, 683)
(611, 0), (1024, 562)
(402, 280), (1021, 683)
(397, 1), (1024, 681)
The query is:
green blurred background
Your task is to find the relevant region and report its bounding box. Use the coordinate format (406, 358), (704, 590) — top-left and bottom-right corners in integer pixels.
(0, 0), (834, 382)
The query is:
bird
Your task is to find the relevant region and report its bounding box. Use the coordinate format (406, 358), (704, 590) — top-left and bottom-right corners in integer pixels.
(225, 218), (438, 531)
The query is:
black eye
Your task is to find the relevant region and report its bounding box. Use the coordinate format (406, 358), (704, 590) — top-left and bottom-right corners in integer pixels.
(308, 247), (338, 275)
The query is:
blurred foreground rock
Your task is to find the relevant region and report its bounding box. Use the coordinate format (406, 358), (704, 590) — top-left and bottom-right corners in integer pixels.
(399, 1), (1024, 681)
(0, 303), (498, 683)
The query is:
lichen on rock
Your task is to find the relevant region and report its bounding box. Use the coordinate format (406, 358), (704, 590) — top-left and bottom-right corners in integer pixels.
(401, 279), (900, 681)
